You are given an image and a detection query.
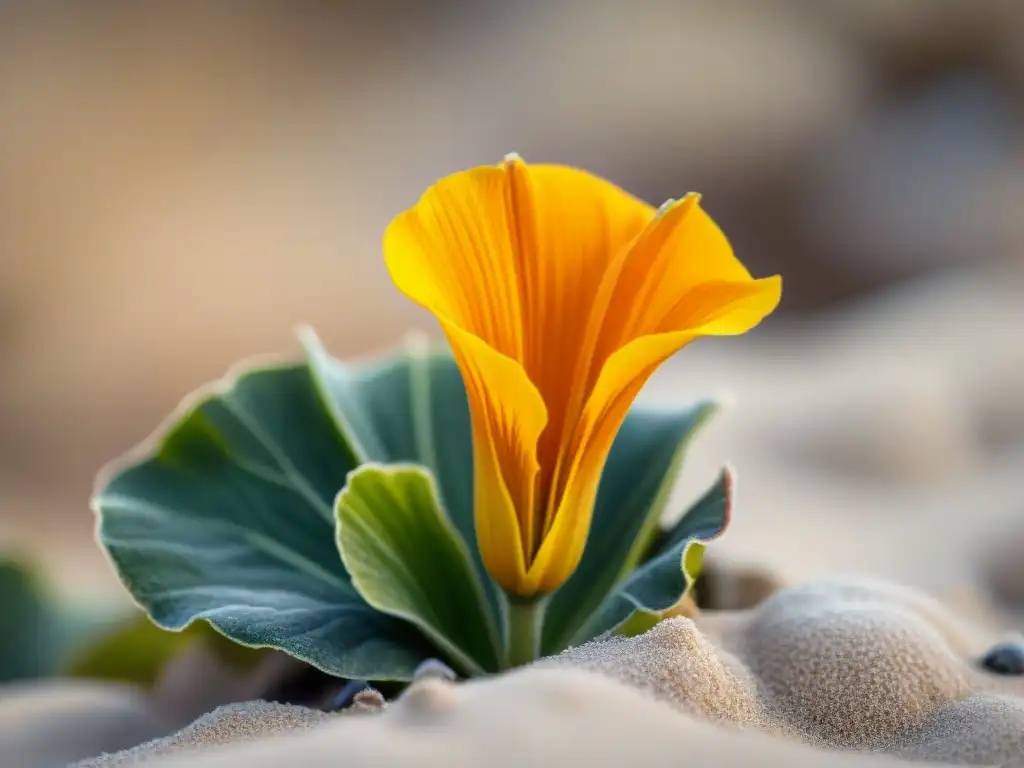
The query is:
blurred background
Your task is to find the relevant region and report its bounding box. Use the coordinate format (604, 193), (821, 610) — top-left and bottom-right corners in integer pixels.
(1, 0), (1023, 610)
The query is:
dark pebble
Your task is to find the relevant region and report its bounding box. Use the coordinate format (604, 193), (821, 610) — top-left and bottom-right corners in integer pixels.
(980, 643), (1024, 675)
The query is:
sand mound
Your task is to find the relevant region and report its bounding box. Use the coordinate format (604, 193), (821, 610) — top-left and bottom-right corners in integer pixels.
(78, 701), (334, 766)
(92, 669), (928, 768)
(546, 576), (1024, 764)
(536, 617), (763, 727)
(74, 577), (1024, 767)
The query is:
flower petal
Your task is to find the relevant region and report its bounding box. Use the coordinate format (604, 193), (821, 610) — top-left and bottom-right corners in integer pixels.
(525, 199), (781, 593)
(384, 156), (652, 563)
(382, 157), (651, 372)
(499, 160), (652, 482)
(524, 276), (779, 594)
(384, 158), (779, 596)
(583, 194), (755, 378)
(384, 162), (524, 361)
(438, 320), (545, 593)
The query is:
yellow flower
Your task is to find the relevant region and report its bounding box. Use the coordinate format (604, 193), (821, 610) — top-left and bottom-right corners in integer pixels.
(384, 155), (780, 598)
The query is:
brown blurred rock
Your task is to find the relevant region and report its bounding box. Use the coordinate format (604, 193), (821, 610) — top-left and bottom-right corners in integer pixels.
(982, 528), (1024, 615)
(801, 74), (1018, 290)
(995, 10), (1024, 99)
(811, 0), (1012, 84)
(696, 558), (785, 612)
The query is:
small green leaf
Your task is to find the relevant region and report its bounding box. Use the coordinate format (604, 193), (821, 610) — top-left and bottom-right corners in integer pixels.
(301, 329), (500, 624)
(649, 467), (733, 558)
(542, 402), (719, 653)
(571, 467), (733, 643)
(95, 363), (434, 681)
(337, 465), (500, 675)
(610, 609), (662, 638)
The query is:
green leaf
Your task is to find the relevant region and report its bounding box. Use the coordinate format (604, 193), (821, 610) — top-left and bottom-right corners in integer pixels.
(542, 402), (719, 653)
(0, 555), (121, 682)
(649, 466), (733, 559)
(301, 329), (500, 622)
(571, 467), (733, 643)
(95, 362), (434, 681)
(610, 608), (663, 639)
(94, 326), (721, 678)
(336, 465), (500, 675)
(63, 616), (205, 686)
(0, 555), (56, 681)
(62, 615), (265, 687)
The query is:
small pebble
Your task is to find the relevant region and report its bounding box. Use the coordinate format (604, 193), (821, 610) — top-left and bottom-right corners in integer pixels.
(980, 643), (1024, 675)
(344, 689), (386, 714)
(413, 659), (458, 682)
(330, 679), (369, 710)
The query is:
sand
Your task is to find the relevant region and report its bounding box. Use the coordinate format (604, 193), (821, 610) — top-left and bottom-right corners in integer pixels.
(74, 575), (1024, 767)
(77, 701), (335, 766)
(547, 577), (1024, 763)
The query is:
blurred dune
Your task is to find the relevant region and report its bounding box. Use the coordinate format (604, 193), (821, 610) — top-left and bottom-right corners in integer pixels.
(0, 1), (1022, 604)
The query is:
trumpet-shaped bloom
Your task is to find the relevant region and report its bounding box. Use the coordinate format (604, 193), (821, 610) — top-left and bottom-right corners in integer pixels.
(384, 155), (781, 597)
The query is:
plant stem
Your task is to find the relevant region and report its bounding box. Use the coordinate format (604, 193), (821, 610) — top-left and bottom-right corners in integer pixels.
(504, 595), (546, 668)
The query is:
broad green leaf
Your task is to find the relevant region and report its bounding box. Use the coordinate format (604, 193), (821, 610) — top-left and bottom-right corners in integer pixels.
(95, 363), (434, 681)
(301, 329), (499, 621)
(570, 467), (733, 644)
(300, 328), (472, 542)
(542, 402), (719, 653)
(336, 465), (500, 675)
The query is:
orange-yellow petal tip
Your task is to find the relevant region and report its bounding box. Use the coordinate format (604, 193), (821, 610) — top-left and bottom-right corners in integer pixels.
(655, 198), (677, 217)
(655, 192), (703, 221)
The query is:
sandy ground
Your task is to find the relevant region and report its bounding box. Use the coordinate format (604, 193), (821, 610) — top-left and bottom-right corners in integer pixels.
(70, 577), (1024, 767)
